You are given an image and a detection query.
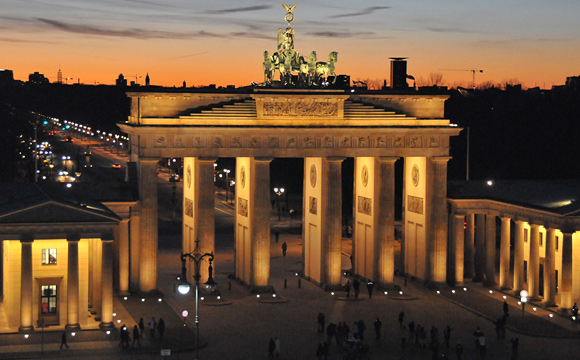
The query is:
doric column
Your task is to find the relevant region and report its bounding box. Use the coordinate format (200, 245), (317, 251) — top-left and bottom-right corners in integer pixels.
(464, 213), (475, 278)
(513, 220), (526, 291)
(499, 217), (511, 289)
(138, 159), (158, 292)
(118, 219), (130, 295)
(323, 157), (343, 287)
(100, 238), (114, 329)
(544, 228), (557, 306)
(19, 238), (34, 332)
(451, 214), (465, 284)
(473, 214), (486, 282)
(251, 158), (272, 288)
(528, 224), (540, 299)
(129, 206), (141, 292)
(560, 233), (573, 309)
(66, 236), (80, 329)
(485, 214), (497, 286)
(377, 157), (397, 284)
(428, 157), (450, 283)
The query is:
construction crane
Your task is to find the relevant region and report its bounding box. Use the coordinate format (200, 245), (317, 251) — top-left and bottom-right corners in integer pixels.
(129, 75), (142, 86)
(439, 68), (483, 89)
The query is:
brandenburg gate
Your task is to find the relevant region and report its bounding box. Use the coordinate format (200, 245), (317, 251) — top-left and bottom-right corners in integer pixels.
(118, 5), (461, 293)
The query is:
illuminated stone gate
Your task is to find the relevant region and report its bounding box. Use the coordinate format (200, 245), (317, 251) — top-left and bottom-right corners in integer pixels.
(119, 89), (460, 291)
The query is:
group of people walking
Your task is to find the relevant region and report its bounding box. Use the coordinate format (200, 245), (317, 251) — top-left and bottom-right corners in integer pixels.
(118, 317), (165, 349)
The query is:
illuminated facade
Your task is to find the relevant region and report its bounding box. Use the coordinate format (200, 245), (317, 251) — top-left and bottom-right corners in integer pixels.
(448, 180), (580, 310)
(0, 184), (137, 332)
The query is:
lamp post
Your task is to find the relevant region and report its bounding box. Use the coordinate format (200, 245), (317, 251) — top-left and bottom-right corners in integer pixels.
(274, 187), (285, 221)
(178, 239), (216, 360)
(520, 290), (528, 320)
(223, 169), (231, 203)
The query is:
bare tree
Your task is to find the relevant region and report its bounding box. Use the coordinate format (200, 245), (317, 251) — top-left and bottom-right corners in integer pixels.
(427, 72), (445, 86)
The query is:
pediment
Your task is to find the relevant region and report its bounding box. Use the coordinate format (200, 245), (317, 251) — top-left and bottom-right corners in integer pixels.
(0, 201), (119, 225)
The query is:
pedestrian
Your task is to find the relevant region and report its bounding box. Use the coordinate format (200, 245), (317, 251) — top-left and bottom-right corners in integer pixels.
(430, 325), (439, 348)
(510, 337), (519, 359)
(374, 317), (382, 340)
(281, 241), (287, 256)
(572, 302), (579, 322)
(316, 341), (324, 360)
(478, 333), (486, 356)
(268, 338), (275, 359)
(123, 327), (131, 348)
(132, 325), (141, 348)
(157, 318), (165, 339)
(274, 336), (281, 359)
(317, 312), (325, 333)
(149, 317), (156, 338)
(353, 279), (360, 299)
(408, 321), (415, 345)
(326, 323), (336, 345)
(119, 324), (127, 348)
(503, 300), (509, 318)
(344, 280), (351, 298)
(358, 320), (366, 341)
(60, 331), (69, 349)
(473, 326), (482, 351)
(138, 317), (145, 338)
(352, 321), (359, 339)
(398, 311), (405, 328)
(366, 280), (374, 299)
(322, 341), (330, 360)
(494, 318), (502, 339)
(443, 325), (452, 348)
(274, 230), (280, 243)
(401, 324), (407, 349)
(455, 343), (463, 360)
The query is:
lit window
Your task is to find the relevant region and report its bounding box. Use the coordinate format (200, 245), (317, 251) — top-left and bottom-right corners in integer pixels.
(556, 236), (559, 251)
(41, 285), (57, 314)
(42, 249), (57, 265)
(524, 228), (529, 243)
(540, 232), (543, 246)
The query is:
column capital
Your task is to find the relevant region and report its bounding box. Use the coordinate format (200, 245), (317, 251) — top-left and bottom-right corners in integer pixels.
(138, 158), (159, 165)
(254, 157), (273, 163)
(378, 156), (399, 164)
(197, 157), (218, 162)
(500, 216), (511, 222)
(530, 223), (541, 230)
(453, 214), (466, 220)
(325, 156), (346, 163)
(430, 156), (452, 164)
(67, 234), (81, 242)
(20, 235), (34, 244)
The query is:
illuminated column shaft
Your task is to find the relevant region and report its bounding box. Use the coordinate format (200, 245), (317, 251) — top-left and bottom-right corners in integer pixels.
(499, 217), (511, 289)
(528, 224), (540, 299)
(377, 157), (397, 284)
(485, 214), (497, 286)
(451, 214), (465, 284)
(19, 239), (34, 332)
(100, 239), (114, 328)
(473, 214), (486, 282)
(544, 228), (556, 306)
(251, 158), (272, 288)
(129, 207), (141, 292)
(322, 158), (343, 286)
(66, 237), (80, 329)
(118, 219), (130, 295)
(428, 157), (449, 283)
(560, 233), (573, 309)
(513, 220), (525, 291)
(195, 158), (217, 283)
(138, 159), (158, 292)
(464, 213), (475, 278)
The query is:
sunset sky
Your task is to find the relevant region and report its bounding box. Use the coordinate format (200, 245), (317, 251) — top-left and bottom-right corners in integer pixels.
(1, 0), (579, 88)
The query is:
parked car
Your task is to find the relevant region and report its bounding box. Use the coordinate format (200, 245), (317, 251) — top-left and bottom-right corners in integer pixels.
(170, 174), (180, 182)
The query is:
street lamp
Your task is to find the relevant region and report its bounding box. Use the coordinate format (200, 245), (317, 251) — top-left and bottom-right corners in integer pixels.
(178, 239), (216, 360)
(223, 169), (231, 203)
(520, 290), (528, 319)
(273, 187), (285, 221)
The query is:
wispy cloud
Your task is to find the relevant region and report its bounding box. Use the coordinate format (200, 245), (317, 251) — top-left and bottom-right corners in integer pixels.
(330, 6), (391, 19)
(206, 5), (272, 14)
(0, 37), (52, 44)
(306, 31), (375, 38)
(168, 52), (210, 60)
(36, 18), (222, 39)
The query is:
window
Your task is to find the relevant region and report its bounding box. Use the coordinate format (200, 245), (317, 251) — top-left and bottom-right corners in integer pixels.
(540, 232), (543, 246)
(555, 270), (559, 293)
(524, 260), (528, 282)
(42, 249), (57, 265)
(40, 285), (57, 314)
(556, 236), (559, 251)
(524, 228), (529, 243)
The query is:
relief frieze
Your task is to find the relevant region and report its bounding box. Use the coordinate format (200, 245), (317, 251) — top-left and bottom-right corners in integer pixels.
(340, 136), (351, 148)
(212, 137), (223, 148)
(154, 136), (166, 148)
(184, 198), (193, 218)
(174, 136), (185, 148)
(250, 137), (261, 148)
(193, 136), (204, 148)
(238, 198), (248, 217)
(309, 196), (317, 215)
(357, 196), (372, 215)
(407, 195), (424, 215)
(302, 137), (316, 148)
(286, 137), (297, 148)
(262, 100), (338, 117)
(268, 137), (280, 148)
(231, 136), (242, 148)
(322, 136), (334, 148)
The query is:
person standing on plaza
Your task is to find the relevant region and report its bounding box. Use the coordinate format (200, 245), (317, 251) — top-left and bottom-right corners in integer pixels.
(344, 280), (351, 298)
(366, 280), (374, 299)
(274, 336), (281, 359)
(443, 325), (452, 348)
(473, 326), (483, 351)
(353, 279), (360, 299)
(274, 230), (280, 243)
(400, 324), (407, 349)
(138, 317), (145, 338)
(572, 302), (579, 322)
(455, 342), (463, 360)
(281, 241), (287, 256)
(358, 319), (366, 341)
(478, 332), (486, 357)
(60, 331), (69, 349)
(317, 312), (325, 333)
(157, 318), (165, 339)
(373, 317), (382, 340)
(149, 317), (156, 339)
(398, 311), (405, 328)
(268, 338), (275, 359)
(503, 300), (509, 318)
(132, 325), (141, 348)
(510, 337), (519, 359)
(316, 341), (324, 360)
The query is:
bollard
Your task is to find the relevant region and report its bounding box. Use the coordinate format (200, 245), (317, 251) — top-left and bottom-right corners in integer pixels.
(229, 281), (232, 291)
(298, 278), (301, 288)
(284, 279), (287, 288)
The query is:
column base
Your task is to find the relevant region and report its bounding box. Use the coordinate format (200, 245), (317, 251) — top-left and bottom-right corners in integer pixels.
(250, 285), (275, 294)
(66, 323), (81, 330)
(99, 322), (115, 330)
(18, 326), (34, 333)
